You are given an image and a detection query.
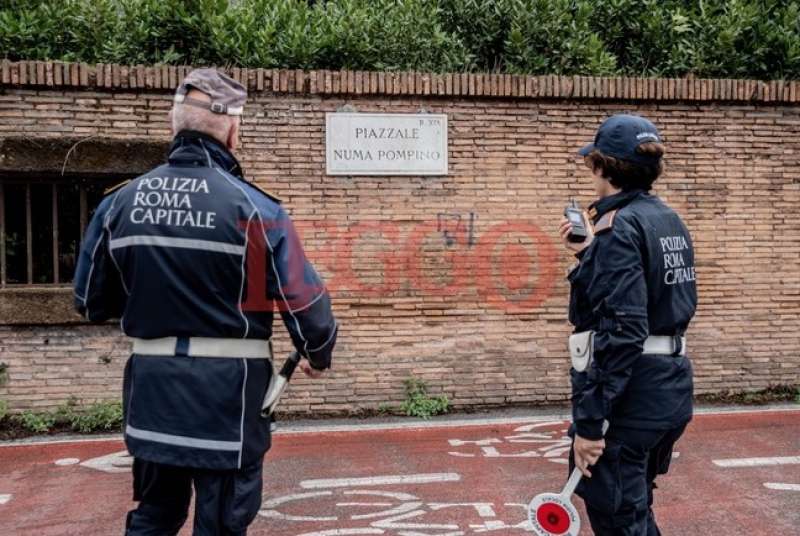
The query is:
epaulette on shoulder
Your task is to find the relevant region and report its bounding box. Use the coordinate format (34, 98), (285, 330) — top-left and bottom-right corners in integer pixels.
(104, 179), (130, 196)
(593, 210), (617, 235)
(249, 182), (282, 204)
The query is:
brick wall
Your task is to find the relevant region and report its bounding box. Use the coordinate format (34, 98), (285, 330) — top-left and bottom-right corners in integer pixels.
(1, 61), (798, 415)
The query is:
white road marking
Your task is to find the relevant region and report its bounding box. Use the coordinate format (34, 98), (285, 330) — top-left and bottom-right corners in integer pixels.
(54, 457), (80, 466)
(0, 494), (11, 505)
(344, 491), (420, 521)
(512, 421), (566, 432)
(338, 503), (395, 507)
(301, 473), (461, 489)
(448, 439), (501, 447)
(371, 506), (460, 531)
(448, 421), (571, 463)
(713, 456), (800, 468)
(429, 502), (496, 517)
(297, 530), (383, 535)
(261, 486), (576, 534)
(260, 491), (337, 522)
(79, 450), (132, 473)
(763, 483), (800, 491)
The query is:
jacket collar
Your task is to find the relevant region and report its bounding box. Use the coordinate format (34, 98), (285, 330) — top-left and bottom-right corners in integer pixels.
(167, 130), (245, 180)
(588, 189), (646, 224)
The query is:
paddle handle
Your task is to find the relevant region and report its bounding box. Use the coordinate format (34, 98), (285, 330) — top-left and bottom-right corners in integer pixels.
(561, 467), (584, 498)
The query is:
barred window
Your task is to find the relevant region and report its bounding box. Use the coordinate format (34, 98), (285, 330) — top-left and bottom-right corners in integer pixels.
(0, 177), (122, 286)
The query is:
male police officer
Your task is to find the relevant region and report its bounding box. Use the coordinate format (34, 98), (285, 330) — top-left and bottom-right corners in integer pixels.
(559, 114), (696, 535)
(74, 69), (338, 535)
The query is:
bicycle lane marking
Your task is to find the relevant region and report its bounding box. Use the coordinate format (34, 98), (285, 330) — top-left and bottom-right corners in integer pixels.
(256, 421), (575, 534)
(259, 481), (533, 535)
(255, 412), (800, 535)
(446, 420), (571, 462)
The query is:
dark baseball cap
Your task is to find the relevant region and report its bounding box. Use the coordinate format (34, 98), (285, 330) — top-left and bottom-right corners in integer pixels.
(174, 68), (246, 116)
(578, 114), (662, 165)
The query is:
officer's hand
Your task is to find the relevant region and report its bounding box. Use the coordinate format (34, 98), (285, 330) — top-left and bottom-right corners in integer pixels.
(559, 213), (594, 254)
(299, 359), (324, 379)
(573, 435), (605, 478)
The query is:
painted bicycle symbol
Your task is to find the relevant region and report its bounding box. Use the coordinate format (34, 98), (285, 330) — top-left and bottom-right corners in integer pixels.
(448, 421), (571, 463)
(259, 473), (535, 535)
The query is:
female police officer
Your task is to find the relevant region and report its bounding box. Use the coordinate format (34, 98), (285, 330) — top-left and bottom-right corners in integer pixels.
(559, 114), (697, 535)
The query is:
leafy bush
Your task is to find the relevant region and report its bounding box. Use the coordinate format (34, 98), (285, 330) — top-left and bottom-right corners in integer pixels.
(5, 399), (123, 435)
(0, 399), (8, 421)
(68, 401), (123, 433)
(14, 410), (56, 433)
(438, 0), (518, 72)
(505, 0), (617, 75)
(696, 384), (800, 405)
(588, 0), (800, 79)
(376, 402), (394, 415)
(400, 377), (449, 419)
(0, 1), (799, 79)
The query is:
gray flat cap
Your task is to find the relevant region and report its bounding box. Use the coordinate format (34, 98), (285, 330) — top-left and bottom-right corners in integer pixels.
(174, 68), (247, 116)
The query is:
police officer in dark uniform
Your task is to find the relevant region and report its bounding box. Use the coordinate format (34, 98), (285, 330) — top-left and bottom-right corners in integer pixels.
(74, 69), (337, 535)
(559, 114), (697, 535)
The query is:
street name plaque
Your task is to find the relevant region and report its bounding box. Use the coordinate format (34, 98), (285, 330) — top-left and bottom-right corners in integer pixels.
(326, 112), (448, 175)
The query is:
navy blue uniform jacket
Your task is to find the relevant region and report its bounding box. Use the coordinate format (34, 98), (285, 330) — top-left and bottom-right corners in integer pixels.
(74, 131), (337, 469)
(568, 190), (697, 440)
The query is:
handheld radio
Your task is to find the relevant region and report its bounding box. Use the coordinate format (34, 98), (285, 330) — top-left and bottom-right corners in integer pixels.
(564, 200), (588, 243)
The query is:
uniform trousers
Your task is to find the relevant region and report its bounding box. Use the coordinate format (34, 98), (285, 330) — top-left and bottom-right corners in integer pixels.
(571, 423), (688, 535)
(125, 457), (263, 536)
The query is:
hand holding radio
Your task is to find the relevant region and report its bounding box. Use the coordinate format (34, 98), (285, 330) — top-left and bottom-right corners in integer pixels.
(559, 200), (594, 254)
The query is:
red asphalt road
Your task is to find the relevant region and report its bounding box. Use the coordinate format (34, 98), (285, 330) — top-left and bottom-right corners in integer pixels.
(1, 409), (798, 535)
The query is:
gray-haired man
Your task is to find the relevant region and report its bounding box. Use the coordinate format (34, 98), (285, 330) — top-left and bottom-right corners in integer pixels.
(74, 69), (337, 534)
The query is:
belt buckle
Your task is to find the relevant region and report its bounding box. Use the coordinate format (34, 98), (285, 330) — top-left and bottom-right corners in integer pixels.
(175, 336), (190, 357)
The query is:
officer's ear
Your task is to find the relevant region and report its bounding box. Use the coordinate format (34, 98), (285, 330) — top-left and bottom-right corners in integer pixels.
(226, 117), (240, 152)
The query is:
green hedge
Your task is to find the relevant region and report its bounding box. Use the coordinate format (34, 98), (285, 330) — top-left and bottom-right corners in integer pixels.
(1, 0), (798, 79)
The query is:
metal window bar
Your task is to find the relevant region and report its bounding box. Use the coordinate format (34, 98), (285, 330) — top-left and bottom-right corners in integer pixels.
(0, 180), (94, 287)
(79, 186), (87, 242)
(52, 183), (59, 284)
(0, 182), (5, 287)
(25, 183), (32, 284)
